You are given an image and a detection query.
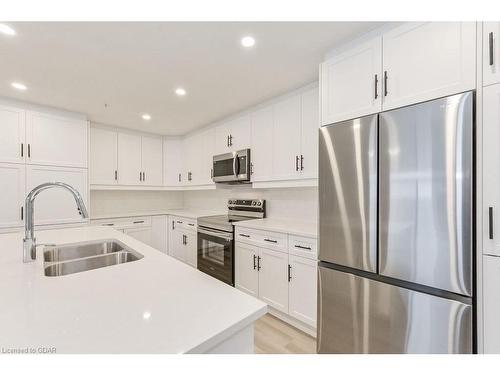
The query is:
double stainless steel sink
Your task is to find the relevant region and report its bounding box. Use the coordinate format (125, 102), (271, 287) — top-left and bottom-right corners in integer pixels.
(43, 240), (143, 277)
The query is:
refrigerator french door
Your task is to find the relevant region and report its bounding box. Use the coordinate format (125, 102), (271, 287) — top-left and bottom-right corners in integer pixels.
(318, 92), (474, 354)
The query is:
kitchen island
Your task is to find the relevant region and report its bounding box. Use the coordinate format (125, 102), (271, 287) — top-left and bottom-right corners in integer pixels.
(0, 226), (267, 353)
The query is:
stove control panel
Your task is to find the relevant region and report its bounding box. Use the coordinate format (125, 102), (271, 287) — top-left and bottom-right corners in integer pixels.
(227, 199), (265, 217)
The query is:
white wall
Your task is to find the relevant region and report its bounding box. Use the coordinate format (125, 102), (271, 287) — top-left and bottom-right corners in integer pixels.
(183, 187), (318, 222)
(90, 190), (183, 217)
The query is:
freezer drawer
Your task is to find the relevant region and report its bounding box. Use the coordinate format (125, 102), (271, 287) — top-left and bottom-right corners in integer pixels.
(317, 266), (472, 354)
(378, 92), (473, 296)
(319, 115), (378, 272)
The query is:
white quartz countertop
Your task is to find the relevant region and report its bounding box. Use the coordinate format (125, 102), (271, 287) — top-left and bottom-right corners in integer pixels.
(233, 218), (317, 238)
(90, 209), (224, 221)
(0, 227), (266, 353)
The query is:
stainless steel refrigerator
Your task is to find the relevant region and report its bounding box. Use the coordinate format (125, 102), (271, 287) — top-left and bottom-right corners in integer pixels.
(317, 92), (474, 354)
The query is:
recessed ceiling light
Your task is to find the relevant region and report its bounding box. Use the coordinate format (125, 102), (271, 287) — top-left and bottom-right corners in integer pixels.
(241, 36), (255, 48)
(0, 24), (16, 36)
(11, 82), (27, 91)
(142, 114), (151, 120)
(175, 88), (186, 96)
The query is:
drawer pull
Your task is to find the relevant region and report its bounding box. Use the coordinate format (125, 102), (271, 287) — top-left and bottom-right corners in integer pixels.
(239, 233), (250, 238)
(133, 220), (145, 224)
(188, 223), (195, 226)
(294, 245), (312, 250)
(177, 221), (183, 224)
(264, 238), (277, 243)
(103, 223), (114, 226)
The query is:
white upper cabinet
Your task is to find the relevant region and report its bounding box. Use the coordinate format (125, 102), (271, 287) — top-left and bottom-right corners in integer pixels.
(26, 165), (88, 225)
(26, 111), (88, 168)
(250, 106), (274, 182)
(141, 135), (163, 186)
(90, 127), (118, 185)
(0, 105), (26, 164)
(483, 84), (500, 256)
(382, 22), (476, 110)
(201, 128), (216, 185)
(214, 115), (251, 154)
(0, 163), (25, 229)
(320, 37), (382, 125)
(300, 87), (319, 179)
(183, 132), (202, 185)
(163, 138), (184, 186)
(272, 94), (302, 181)
(117, 132), (142, 185)
(484, 22), (500, 86)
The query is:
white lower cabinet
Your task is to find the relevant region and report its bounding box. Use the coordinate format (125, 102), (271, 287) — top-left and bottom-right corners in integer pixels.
(258, 247), (289, 313)
(235, 243), (259, 297)
(484, 255), (500, 353)
(167, 216), (197, 267)
(0, 163), (25, 229)
(235, 231), (318, 330)
(288, 255), (317, 327)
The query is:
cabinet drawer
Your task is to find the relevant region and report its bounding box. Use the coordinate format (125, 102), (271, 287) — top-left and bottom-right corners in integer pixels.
(92, 216), (151, 230)
(235, 227), (287, 253)
(171, 216), (197, 231)
(289, 235), (317, 259)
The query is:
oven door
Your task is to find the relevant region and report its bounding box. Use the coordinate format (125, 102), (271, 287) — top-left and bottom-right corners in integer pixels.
(212, 149), (250, 183)
(197, 226), (234, 286)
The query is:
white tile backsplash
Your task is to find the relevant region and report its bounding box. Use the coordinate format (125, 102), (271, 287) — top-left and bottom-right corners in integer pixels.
(183, 186), (318, 222)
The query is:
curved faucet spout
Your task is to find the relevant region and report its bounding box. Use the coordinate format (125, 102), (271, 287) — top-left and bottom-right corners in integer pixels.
(23, 182), (88, 263)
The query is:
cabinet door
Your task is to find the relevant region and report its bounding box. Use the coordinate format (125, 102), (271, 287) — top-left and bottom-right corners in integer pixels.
(288, 255), (317, 327)
(300, 87), (319, 179)
(0, 105), (25, 164)
(382, 22), (476, 111)
(185, 231), (197, 268)
(320, 37), (382, 125)
(117, 132), (142, 185)
(484, 22), (500, 86)
(167, 217), (177, 256)
(163, 138), (184, 186)
(484, 255), (500, 353)
(272, 95), (301, 181)
(0, 163), (25, 228)
(90, 127), (117, 185)
(250, 106), (274, 182)
(151, 215), (167, 253)
(125, 227), (153, 247)
(235, 243), (259, 297)
(200, 128), (215, 185)
(228, 114), (251, 151)
(141, 135), (163, 186)
(171, 231), (187, 262)
(26, 111), (88, 168)
(26, 165), (88, 226)
(483, 84), (500, 256)
(214, 122), (231, 155)
(258, 247), (289, 313)
(184, 133), (203, 185)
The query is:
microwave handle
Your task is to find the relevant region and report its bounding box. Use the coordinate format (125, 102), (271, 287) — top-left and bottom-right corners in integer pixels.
(233, 154), (240, 178)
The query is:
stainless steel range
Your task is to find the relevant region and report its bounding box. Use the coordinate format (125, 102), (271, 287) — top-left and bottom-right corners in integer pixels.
(197, 199), (265, 286)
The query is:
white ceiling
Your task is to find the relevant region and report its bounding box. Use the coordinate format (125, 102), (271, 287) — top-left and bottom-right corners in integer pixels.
(0, 22), (382, 135)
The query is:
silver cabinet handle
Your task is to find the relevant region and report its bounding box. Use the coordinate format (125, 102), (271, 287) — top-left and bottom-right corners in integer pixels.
(300, 155), (304, 171)
(295, 155), (299, 171)
(229, 134), (233, 147)
(178, 173), (181, 182)
(114, 170), (118, 181)
(374, 74), (379, 99)
(20, 143), (23, 158)
(143, 171), (145, 181)
(27, 144), (31, 158)
(239, 233), (250, 238)
(139, 172), (142, 181)
(21, 206), (23, 220)
(288, 264), (292, 282)
(490, 32), (495, 66)
(253, 254), (257, 270)
(264, 238), (277, 243)
(133, 220), (144, 224)
(257, 256), (261, 271)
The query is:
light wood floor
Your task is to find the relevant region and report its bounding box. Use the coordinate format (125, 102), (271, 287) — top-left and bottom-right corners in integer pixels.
(254, 314), (316, 354)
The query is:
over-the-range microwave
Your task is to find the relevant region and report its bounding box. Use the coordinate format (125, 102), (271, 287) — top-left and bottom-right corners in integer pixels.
(212, 149), (251, 184)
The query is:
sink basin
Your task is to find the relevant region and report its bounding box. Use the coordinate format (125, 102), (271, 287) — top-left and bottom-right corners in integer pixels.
(44, 240), (127, 262)
(43, 240), (143, 277)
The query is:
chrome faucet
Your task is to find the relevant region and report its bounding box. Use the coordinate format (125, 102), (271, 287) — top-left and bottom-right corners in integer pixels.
(23, 182), (89, 263)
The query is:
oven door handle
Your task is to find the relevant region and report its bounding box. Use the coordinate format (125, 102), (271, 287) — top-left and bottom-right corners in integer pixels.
(198, 227), (233, 241)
